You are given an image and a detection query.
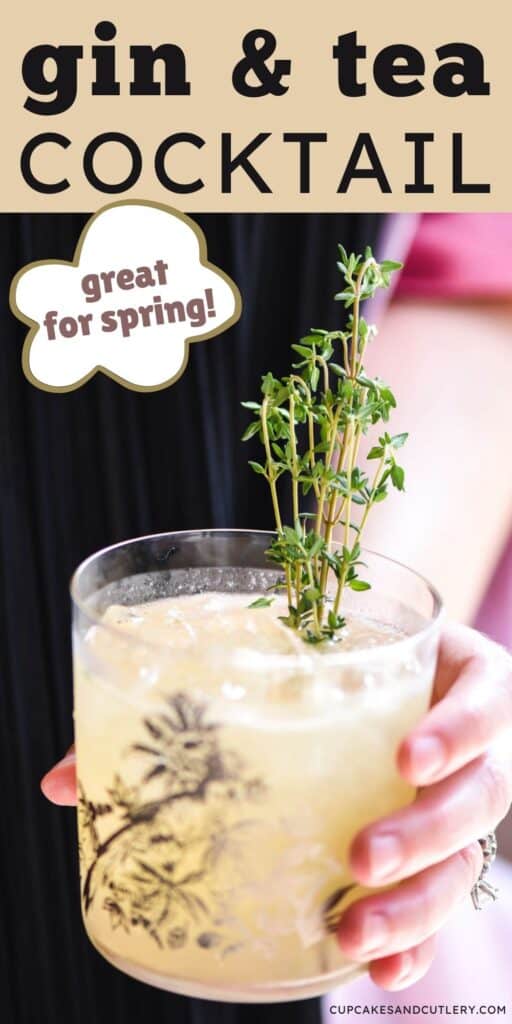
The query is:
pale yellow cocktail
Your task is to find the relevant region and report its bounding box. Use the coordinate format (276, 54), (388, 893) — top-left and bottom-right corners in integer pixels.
(72, 532), (441, 1002)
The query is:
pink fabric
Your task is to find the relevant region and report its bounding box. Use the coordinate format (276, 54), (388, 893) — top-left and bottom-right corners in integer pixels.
(393, 214), (512, 650)
(323, 857), (512, 1021)
(397, 214), (512, 300)
(476, 539), (512, 651)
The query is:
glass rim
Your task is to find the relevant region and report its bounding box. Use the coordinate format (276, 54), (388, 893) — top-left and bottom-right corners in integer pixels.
(70, 528), (443, 664)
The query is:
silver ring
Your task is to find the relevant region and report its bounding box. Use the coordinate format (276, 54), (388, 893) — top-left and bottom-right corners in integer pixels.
(471, 832), (498, 909)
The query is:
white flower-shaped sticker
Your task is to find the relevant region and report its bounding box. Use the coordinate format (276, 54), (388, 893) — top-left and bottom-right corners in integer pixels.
(11, 201), (241, 392)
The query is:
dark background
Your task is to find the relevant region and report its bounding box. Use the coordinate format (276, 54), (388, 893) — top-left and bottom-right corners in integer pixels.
(0, 213), (383, 1024)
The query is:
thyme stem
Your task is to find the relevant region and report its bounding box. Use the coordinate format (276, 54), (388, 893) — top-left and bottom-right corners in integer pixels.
(242, 247), (406, 644)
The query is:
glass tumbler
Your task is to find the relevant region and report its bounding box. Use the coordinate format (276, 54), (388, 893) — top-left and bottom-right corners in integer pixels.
(71, 529), (442, 1002)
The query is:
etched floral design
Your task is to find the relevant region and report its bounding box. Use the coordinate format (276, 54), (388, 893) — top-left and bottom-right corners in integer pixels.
(322, 884), (356, 934)
(78, 692), (266, 953)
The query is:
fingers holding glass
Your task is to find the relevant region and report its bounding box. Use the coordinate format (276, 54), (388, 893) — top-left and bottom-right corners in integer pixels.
(337, 844), (482, 966)
(399, 630), (512, 786)
(349, 755), (510, 887)
(368, 935), (438, 991)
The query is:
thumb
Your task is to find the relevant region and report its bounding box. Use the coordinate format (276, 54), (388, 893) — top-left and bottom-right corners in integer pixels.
(41, 745), (77, 806)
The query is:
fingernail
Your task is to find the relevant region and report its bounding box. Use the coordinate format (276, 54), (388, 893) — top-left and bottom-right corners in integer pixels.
(367, 833), (403, 881)
(359, 912), (390, 955)
(395, 951), (414, 986)
(40, 752), (76, 804)
(40, 772), (58, 799)
(410, 734), (446, 780)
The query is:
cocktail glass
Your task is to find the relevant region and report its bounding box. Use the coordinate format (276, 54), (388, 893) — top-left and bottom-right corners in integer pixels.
(71, 529), (442, 1003)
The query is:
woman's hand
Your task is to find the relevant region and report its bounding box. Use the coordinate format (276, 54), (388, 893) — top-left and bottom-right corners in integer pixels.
(41, 622), (512, 991)
(337, 622), (512, 990)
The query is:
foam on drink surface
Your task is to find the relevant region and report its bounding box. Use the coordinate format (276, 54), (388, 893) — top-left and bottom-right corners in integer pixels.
(100, 590), (403, 651)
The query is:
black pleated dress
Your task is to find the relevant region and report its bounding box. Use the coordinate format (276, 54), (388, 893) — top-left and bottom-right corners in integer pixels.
(0, 212), (384, 1024)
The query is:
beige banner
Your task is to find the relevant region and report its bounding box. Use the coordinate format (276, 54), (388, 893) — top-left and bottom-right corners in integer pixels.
(3, 0), (510, 211)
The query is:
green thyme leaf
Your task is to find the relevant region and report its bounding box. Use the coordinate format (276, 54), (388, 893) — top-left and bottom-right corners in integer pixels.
(391, 433), (408, 449)
(391, 464), (405, 490)
(367, 446), (384, 460)
(292, 344), (314, 358)
(241, 421), (261, 442)
(349, 579), (371, 592)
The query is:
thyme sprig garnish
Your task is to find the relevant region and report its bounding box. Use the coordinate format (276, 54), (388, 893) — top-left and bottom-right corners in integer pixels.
(242, 246), (406, 645)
